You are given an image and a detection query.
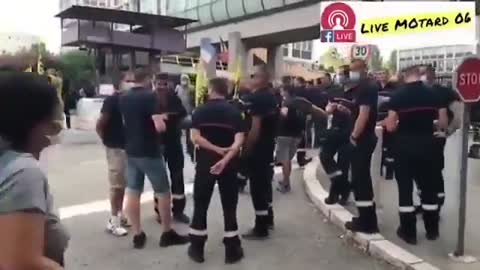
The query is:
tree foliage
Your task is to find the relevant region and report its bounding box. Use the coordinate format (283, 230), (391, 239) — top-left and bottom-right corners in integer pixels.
(386, 50), (398, 73)
(369, 45), (383, 71)
(320, 47), (347, 71)
(59, 50), (96, 92)
(0, 42), (59, 71)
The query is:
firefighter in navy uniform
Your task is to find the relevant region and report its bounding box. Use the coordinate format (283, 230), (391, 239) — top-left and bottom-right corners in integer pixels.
(188, 78), (245, 264)
(419, 65), (459, 213)
(378, 74), (402, 180)
(344, 59), (380, 234)
(230, 85), (252, 193)
(384, 65), (448, 244)
(153, 73), (190, 224)
(242, 65), (279, 239)
(321, 65), (354, 205)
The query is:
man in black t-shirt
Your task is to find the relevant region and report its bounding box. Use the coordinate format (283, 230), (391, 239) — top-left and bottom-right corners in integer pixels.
(152, 73), (190, 224)
(344, 59), (380, 234)
(188, 78), (245, 264)
(385, 65), (448, 244)
(275, 86), (306, 193)
(119, 68), (188, 249)
(96, 71), (133, 237)
(242, 65), (279, 240)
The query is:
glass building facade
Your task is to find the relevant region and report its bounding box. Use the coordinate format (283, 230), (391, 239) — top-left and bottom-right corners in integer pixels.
(165, 0), (316, 29)
(60, 0), (161, 14)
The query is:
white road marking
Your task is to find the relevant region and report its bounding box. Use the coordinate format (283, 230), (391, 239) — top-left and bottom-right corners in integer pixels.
(58, 164), (300, 220)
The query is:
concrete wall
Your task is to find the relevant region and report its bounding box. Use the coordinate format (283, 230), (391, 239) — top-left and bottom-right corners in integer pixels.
(186, 3), (320, 49)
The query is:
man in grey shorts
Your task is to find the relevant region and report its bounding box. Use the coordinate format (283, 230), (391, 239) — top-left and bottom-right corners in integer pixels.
(119, 68), (188, 249)
(275, 86), (307, 193)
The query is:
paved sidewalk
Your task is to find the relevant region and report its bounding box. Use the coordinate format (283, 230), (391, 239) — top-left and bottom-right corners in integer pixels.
(317, 131), (480, 270)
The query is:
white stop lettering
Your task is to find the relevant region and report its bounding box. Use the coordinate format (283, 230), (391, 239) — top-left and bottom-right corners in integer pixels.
(459, 72), (480, 86)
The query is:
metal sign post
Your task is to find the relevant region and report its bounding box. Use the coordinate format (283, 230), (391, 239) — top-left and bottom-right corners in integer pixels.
(455, 103), (470, 257)
(449, 57), (480, 263)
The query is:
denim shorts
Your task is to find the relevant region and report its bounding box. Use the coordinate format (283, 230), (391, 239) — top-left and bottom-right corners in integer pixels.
(126, 156), (170, 195)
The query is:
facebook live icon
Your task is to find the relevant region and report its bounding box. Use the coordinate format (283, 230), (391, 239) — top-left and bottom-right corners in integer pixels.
(321, 30), (356, 43)
(320, 2), (357, 43)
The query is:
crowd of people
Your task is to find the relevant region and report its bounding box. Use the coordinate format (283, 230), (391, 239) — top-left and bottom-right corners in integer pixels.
(0, 57), (460, 269)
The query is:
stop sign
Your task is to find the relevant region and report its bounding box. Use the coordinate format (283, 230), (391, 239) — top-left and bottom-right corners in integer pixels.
(455, 58), (480, 103)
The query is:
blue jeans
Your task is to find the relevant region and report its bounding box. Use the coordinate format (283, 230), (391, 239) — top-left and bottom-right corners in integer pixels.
(126, 155), (170, 195)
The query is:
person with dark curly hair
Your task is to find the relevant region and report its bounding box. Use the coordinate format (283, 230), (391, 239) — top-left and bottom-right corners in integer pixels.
(0, 71), (69, 270)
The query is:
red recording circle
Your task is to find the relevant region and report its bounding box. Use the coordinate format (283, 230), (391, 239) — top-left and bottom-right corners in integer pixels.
(321, 2), (356, 30)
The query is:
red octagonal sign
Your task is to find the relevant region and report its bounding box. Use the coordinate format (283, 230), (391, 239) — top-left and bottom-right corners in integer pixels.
(456, 58), (480, 103)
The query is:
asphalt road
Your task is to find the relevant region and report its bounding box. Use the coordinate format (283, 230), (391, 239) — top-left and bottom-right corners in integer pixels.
(44, 130), (392, 270)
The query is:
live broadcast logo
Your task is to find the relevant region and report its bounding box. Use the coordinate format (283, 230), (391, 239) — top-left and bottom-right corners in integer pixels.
(321, 30), (356, 43)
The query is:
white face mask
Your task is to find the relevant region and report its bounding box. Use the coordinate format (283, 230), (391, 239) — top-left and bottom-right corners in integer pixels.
(335, 75), (345, 84)
(181, 80), (188, 86)
(120, 82), (135, 92)
(349, 71), (361, 81)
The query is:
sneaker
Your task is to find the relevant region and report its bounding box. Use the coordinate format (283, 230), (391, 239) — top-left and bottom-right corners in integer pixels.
(121, 216), (131, 228)
(173, 213), (191, 224)
(276, 183), (291, 193)
(160, 230), (189, 247)
(133, 232), (147, 249)
(242, 228), (268, 241)
(106, 217), (128, 237)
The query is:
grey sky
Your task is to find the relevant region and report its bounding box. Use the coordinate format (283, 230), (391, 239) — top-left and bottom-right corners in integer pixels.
(0, 0), (61, 53)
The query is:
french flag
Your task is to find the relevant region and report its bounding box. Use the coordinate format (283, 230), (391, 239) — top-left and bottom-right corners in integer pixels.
(200, 38), (217, 63)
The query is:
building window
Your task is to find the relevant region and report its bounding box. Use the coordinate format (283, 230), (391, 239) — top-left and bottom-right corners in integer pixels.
(283, 46), (289, 57)
(302, 51), (312, 60)
(292, 49), (301, 58)
(303, 41), (312, 51)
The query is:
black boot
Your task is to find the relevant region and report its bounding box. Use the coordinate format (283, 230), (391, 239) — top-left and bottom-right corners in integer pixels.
(267, 207), (275, 230)
(345, 207), (379, 234)
(397, 212), (417, 245)
(243, 216), (269, 240)
(188, 235), (207, 263)
(338, 178), (351, 206)
(423, 210), (439, 241)
(224, 236), (244, 264)
(325, 177), (340, 205)
(385, 165), (394, 180)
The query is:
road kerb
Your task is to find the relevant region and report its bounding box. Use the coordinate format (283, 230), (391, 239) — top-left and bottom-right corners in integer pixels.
(303, 158), (441, 270)
(407, 262), (443, 270)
